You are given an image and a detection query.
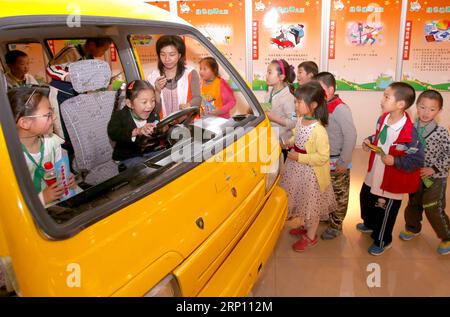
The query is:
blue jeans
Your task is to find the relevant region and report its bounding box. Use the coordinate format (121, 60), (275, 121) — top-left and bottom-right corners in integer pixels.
(120, 150), (163, 170)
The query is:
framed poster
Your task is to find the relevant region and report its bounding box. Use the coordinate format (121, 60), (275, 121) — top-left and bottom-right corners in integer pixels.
(401, 0), (450, 91)
(252, 0), (322, 90)
(129, 34), (159, 79)
(145, 1), (171, 11)
(177, 0), (246, 77)
(328, 0), (402, 90)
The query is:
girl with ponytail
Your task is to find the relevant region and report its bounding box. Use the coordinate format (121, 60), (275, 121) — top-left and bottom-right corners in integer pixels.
(108, 80), (160, 169)
(279, 81), (336, 252)
(264, 59), (296, 159)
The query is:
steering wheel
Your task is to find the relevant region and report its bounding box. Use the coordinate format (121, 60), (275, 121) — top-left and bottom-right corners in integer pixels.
(138, 107), (199, 151)
(154, 107), (200, 137)
(137, 107), (198, 148)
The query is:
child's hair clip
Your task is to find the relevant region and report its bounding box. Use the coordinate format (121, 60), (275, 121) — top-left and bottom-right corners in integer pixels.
(120, 82), (127, 91)
(127, 81), (136, 90)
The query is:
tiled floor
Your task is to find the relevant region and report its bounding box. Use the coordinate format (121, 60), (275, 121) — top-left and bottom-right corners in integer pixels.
(253, 148), (450, 296)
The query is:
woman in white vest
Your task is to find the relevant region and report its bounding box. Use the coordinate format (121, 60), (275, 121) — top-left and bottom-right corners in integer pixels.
(147, 35), (201, 118)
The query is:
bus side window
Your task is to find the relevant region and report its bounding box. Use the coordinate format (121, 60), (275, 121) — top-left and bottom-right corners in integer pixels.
(129, 34), (253, 117)
(7, 42), (49, 84)
(46, 39), (125, 90)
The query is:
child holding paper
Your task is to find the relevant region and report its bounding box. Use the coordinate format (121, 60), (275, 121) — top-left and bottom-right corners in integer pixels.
(358, 82), (424, 255)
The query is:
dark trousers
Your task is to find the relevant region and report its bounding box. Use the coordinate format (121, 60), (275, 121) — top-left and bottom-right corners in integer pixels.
(119, 150), (164, 171)
(360, 183), (402, 247)
(404, 178), (450, 241)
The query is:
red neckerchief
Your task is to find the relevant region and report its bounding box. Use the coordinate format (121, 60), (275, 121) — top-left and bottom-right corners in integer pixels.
(293, 145), (307, 154)
(327, 95), (344, 114)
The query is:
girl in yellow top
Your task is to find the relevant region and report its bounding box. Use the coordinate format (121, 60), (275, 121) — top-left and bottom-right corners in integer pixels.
(199, 57), (236, 119)
(279, 81), (337, 252)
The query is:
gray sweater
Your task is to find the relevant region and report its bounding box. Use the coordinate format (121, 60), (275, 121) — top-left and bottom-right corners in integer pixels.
(326, 99), (357, 167)
(267, 86), (296, 141)
(417, 120), (450, 178)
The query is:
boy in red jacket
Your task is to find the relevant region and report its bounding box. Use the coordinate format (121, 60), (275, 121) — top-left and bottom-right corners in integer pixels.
(357, 82), (424, 255)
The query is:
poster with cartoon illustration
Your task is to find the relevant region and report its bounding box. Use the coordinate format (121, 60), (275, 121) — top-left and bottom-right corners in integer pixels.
(401, 0), (450, 91)
(347, 21), (382, 46)
(329, 0), (401, 90)
(177, 0), (246, 79)
(145, 1), (170, 11)
(252, 0), (322, 91)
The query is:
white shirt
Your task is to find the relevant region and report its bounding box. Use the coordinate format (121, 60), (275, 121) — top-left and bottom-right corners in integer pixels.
(23, 134), (64, 205)
(364, 113), (407, 200)
(131, 117), (147, 142)
(23, 134), (82, 206)
(5, 72), (38, 88)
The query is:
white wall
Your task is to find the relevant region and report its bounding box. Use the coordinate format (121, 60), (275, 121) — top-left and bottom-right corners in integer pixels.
(253, 90), (450, 146)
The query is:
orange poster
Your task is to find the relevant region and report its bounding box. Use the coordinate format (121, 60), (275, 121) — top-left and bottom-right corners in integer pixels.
(7, 43), (48, 84)
(177, 0), (246, 78)
(252, 0), (322, 90)
(402, 0), (450, 91)
(329, 0), (402, 90)
(146, 1), (170, 11)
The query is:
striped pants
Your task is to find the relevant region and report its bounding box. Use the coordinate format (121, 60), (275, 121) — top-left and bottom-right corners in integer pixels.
(360, 183), (402, 247)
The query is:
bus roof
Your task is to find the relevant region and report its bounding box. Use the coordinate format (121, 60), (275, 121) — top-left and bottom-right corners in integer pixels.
(0, 0), (189, 26)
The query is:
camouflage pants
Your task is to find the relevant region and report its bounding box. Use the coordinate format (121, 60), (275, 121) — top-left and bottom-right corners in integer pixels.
(329, 170), (350, 231)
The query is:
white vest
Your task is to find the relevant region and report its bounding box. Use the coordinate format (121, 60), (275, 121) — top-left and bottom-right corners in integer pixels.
(147, 66), (194, 117)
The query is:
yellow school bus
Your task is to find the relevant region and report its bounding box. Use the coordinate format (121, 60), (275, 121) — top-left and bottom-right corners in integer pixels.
(0, 0), (287, 296)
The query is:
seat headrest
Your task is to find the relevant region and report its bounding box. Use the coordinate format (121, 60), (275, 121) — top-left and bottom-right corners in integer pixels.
(69, 60), (111, 93)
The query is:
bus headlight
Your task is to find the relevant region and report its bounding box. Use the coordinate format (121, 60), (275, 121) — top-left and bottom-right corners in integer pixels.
(0, 256), (20, 296)
(265, 153), (283, 194)
(144, 274), (181, 297)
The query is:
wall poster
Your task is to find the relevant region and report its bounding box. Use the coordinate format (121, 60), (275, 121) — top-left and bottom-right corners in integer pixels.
(252, 0), (322, 91)
(146, 1), (171, 11)
(402, 0), (450, 91)
(328, 0), (402, 90)
(177, 0), (246, 80)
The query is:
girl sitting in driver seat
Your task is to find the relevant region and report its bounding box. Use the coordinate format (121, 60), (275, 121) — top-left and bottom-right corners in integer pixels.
(108, 80), (160, 170)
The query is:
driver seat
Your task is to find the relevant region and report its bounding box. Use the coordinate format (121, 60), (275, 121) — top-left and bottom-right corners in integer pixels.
(60, 59), (118, 185)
